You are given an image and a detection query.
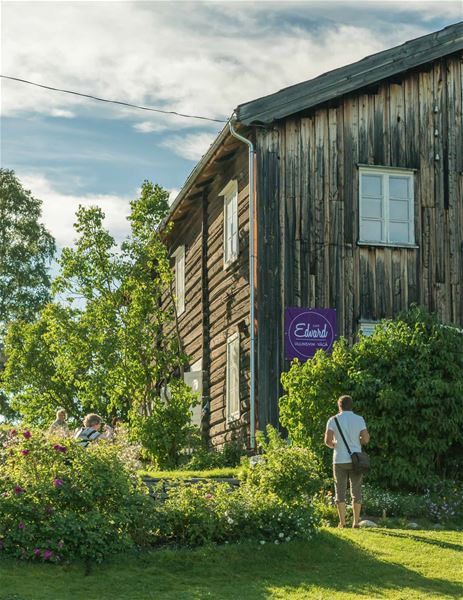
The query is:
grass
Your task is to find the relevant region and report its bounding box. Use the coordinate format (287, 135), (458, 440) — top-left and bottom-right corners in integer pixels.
(0, 528), (462, 599)
(139, 467), (239, 479)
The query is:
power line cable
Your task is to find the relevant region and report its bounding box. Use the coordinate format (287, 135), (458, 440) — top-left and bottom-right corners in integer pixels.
(0, 75), (229, 124)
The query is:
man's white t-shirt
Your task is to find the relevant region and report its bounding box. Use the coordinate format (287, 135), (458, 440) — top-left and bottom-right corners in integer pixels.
(326, 411), (367, 464)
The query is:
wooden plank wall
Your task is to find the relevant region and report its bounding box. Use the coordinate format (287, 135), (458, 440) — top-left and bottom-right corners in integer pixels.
(206, 150), (251, 447)
(165, 147), (251, 447)
(256, 52), (463, 431)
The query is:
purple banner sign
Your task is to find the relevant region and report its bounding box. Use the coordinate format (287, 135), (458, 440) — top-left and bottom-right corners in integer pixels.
(284, 308), (337, 361)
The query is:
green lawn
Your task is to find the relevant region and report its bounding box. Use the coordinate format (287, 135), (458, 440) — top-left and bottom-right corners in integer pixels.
(0, 528), (462, 600)
(139, 467), (239, 479)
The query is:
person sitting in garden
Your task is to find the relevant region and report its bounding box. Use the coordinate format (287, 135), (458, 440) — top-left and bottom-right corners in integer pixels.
(74, 413), (106, 447)
(324, 395), (370, 529)
(48, 408), (69, 437)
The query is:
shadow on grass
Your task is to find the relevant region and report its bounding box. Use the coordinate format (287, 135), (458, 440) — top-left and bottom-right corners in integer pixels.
(365, 528), (463, 552)
(1, 530), (462, 600)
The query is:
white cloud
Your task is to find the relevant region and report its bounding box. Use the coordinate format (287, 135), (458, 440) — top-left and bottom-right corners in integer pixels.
(2, 1), (454, 127)
(161, 133), (218, 162)
(19, 173), (133, 248)
(49, 108), (76, 119)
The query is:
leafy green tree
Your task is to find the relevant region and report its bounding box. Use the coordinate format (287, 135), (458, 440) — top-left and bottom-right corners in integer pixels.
(3, 181), (196, 466)
(0, 169), (55, 332)
(280, 307), (463, 490)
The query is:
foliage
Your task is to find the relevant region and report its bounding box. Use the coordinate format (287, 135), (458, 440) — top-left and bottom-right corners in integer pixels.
(154, 480), (318, 547)
(280, 306), (463, 490)
(0, 428), (154, 564)
(184, 438), (245, 470)
(239, 426), (324, 503)
(131, 380), (198, 469)
(313, 481), (463, 525)
(2, 181), (196, 465)
(0, 169), (55, 334)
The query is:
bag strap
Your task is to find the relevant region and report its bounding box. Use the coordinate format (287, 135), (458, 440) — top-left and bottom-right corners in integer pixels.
(334, 416), (353, 456)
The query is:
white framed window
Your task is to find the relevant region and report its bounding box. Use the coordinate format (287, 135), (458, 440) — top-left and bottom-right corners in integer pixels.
(221, 180), (239, 268)
(226, 332), (240, 421)
(173, 245), (185, 315)
(358, 321), (379, 337)
(359, 166), (415, 246)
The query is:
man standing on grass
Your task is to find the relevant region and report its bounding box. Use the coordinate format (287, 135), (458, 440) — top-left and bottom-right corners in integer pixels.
(324, 395), (370, 528)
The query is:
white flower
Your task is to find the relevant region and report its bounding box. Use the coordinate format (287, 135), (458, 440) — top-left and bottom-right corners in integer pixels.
(244, 513), (249, 519)
(279, 512), (283, 517)
(274, 540), (279, 544)
(286, 536), (291, 542)
(260, 540), (265, 545)
(227, 517), (234, 525)
(279, 532), (284, 538)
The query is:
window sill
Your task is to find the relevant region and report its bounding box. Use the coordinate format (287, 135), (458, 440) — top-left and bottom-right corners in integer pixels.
(357, 241), (419, 249)
(226, 413), (240, 424)
(223, 256), (239, 271)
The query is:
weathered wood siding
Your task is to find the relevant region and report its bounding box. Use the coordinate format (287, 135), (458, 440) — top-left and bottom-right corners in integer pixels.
(165, 145), (251, 447)
(205, 150), (251, 447)
(257, 52), (463, 431)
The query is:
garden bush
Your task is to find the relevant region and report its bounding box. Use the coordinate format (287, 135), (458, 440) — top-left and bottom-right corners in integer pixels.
(239, 426), (324, 503)
(185, 438), (245, 470)
(280, 306), (463, 490)
(0, 428), (154, 564)
(154, 480), (319, 547)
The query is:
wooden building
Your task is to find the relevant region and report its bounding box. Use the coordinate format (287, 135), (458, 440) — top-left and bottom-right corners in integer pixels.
(163, 23), (463, 447)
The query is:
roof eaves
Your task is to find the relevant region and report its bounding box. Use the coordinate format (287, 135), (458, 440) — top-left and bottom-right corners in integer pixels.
(236, 21), (463, 125)
(160, 121), (231, 231)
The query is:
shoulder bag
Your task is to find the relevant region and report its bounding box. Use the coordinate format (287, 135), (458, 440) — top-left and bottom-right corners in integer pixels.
(334, 416), (370, 474)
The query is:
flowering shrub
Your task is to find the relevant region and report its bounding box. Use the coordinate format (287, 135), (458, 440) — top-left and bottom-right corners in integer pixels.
(312, 482), (463, 525)
(154, 481), (319, 547)
(239, 426), (324, 503)
(0, 428), (154, 564)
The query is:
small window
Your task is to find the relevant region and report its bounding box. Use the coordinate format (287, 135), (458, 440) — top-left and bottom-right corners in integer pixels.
(358, 321), (379, 337)
(221, 180), (239, 268)
(226, 332), (240, 421)
(359, 167), (415, 246)
(173, 246), (185, 315)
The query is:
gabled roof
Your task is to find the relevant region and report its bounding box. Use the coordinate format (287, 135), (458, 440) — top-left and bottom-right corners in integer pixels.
(236, 21), (463, 125)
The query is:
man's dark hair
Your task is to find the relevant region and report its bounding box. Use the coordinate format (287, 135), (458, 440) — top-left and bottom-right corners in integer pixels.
(338, 395), (353, 410)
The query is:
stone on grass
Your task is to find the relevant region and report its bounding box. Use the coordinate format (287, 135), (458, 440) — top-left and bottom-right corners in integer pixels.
(406, 522), (420, 529)
(359, 520), (378, 528)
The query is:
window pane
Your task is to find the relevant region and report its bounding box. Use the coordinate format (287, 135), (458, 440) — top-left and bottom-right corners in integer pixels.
(361, 197), (382, 219)
(362, 174), (382, 197)
(360, 219), (382, 242)
(389, 199), (409, 221)
(389, 221), (410, 243)
(389, 176), (409, 199)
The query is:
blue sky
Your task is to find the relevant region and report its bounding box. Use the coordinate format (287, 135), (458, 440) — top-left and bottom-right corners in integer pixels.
(1, 1), (461, 248)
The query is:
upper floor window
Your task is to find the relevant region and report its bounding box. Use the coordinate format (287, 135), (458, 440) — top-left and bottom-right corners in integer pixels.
(172, 245), (185, 315)
(359, 167), (415, 246)
(226, 332), (240, 422)
(221, 180), (239, 268)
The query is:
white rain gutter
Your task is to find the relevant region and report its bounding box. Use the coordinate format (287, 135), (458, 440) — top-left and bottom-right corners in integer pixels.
(228, 119), (256, 450)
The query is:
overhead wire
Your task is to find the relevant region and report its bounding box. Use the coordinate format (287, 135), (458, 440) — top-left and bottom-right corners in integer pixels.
(0, 75), (229, 124)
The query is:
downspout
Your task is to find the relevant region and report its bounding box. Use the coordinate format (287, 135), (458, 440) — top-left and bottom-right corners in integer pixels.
(228, 119), (256, 450)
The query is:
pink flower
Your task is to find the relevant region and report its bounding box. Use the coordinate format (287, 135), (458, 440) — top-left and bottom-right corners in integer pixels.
(205, 493), (214, 500)
(45, 505), (54, 515)
(14, 485), (25, 495)
(53, 478), (63, 488)
(8, 429), (17, 437)
(43, 549), (53, 560)
(22, 431), (31, 440)
(18, 522), (25, 530)
(33, 548), (41, 557)
(21, 449), (30, 456)
(53, 444), (67, 453)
